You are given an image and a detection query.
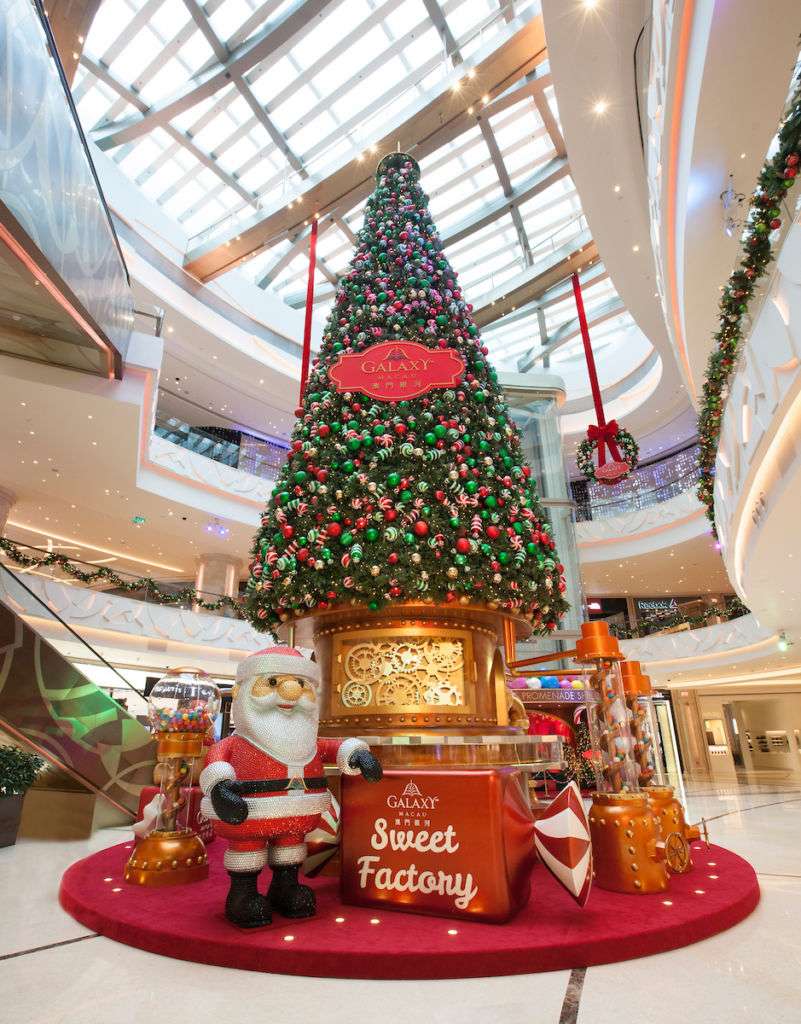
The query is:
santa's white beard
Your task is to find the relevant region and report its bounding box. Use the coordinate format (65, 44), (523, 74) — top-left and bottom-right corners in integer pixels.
(234, 698), (319, 766)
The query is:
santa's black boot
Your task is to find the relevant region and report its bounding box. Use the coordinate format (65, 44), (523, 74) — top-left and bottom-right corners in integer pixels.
(225, 871), (272, 928)
(267, 864), (316, 918)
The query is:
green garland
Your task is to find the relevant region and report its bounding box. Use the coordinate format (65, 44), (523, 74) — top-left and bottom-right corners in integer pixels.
(610, 597), (749, 640)
(576, 427), (639, 484)
(698, 73), (801, 531)
(0, 538), (244, 614)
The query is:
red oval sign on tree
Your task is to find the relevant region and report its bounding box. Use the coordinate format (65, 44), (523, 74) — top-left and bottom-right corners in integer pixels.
(329, 341), (465, 401)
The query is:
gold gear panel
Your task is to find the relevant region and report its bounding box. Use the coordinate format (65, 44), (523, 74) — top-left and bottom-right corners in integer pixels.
(333, 632), (470, 717)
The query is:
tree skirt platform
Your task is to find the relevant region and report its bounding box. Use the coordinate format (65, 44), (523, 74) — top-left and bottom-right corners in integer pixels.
(59, 841), (758, 979)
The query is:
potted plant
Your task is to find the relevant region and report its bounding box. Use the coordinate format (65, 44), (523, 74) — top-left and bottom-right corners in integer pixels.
(0, 745), (45, 848)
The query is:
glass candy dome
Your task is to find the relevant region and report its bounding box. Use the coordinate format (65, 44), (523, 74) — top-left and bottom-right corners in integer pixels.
(148, 667), (221, 736)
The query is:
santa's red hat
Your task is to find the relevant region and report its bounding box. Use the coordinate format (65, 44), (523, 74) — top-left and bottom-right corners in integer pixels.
(235, 646), (319, 687)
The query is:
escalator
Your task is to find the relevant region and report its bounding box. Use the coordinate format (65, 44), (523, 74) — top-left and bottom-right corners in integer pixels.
(0, 563), (156, 821)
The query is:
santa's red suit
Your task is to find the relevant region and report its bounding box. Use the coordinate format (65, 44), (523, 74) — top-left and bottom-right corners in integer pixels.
(200, 732), (364, 872)
(200, 645), (368, 877)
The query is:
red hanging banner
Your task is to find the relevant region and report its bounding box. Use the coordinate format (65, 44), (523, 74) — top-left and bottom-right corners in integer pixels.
(298, 216), (319, 405)
(571, 272), (638, 485)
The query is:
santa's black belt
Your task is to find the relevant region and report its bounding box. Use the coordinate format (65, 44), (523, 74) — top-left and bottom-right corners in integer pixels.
(228, 777), (328, 795)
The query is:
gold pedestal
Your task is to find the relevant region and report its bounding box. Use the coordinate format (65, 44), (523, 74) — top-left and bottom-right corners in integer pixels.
(589, 792), (670, 895)
(283, 603), (531, 743)
(124, 830), (208, 887)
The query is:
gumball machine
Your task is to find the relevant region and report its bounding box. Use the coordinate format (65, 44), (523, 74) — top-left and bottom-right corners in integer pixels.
(125, 668), (221, 887)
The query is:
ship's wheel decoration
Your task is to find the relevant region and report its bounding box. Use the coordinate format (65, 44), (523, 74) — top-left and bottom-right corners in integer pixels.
(571, 272), (639, 484)
(663, 830), (692, 874)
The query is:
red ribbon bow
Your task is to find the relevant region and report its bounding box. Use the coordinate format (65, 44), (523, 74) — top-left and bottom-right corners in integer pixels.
(586, 420), (622, 465)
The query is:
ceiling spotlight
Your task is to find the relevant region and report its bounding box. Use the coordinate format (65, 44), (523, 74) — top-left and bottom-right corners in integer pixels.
(778, 631), (792, 652)
(613, 184), (621, 193)
(582, 0), (599, 7)
(592, 99), (608, 116)
(632, 244), (640, 252)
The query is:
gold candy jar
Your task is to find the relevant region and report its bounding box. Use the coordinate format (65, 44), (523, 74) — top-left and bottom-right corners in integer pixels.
(589, 792), (670, 894)
(646, 785), (700, 875)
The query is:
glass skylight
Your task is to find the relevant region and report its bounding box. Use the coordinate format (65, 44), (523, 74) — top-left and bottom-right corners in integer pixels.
(75, 0), (650, 373)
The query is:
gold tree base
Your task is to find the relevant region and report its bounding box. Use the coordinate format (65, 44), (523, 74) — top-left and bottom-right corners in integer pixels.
(124, 830), (208, 887)
(282, 602), (531, 740)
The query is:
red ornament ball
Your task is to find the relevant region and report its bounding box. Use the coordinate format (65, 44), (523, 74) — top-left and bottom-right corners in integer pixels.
(455, 538), (471, 554)
(326, 522), (342, 539)
(413, 520), (429, 537)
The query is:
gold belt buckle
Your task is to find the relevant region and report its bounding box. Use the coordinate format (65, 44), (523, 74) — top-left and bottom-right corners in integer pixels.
(287, 777), (306, 792)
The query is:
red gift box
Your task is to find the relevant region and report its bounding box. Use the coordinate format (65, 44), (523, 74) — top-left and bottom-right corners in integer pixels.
(135, 785), (214, 845)
(340, 768), (535, 923)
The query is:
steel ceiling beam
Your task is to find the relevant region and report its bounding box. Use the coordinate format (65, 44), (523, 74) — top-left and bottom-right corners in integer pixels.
(80, 56), (258, 206)
(533, 89), (566, 158)
(281, 158), (569, 306)
(445, 157), (569, 245)
(91, 0), (340, 151)
(516, 296), (625, 371)
(471, 232), (598, 328)
(182, 6), (547, 280)
(477, 116), (533, 265)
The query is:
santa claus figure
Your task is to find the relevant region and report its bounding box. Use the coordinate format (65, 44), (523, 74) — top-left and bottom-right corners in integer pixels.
(200, 646), (381, 927)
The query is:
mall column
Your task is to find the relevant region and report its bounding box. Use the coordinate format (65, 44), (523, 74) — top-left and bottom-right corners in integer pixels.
(194, 554), (242, 614)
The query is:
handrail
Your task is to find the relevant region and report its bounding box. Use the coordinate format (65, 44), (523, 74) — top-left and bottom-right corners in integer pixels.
(30, 0), (130, 286)
(0, 563), (143, 697)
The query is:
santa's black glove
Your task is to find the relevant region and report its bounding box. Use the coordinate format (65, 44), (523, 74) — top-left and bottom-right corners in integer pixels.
(210, 780), (248, 825)
(348, 747), (383, 782)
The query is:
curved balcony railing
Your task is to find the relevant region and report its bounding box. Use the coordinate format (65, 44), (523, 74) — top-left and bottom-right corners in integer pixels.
(154, 414), (289, 482)
(0, 538), (247, 619)
(571, 444), (699, 522)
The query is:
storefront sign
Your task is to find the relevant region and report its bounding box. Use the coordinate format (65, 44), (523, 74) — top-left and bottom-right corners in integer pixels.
(329, 341), (465, 401)
(340, 768), (536, 922)
(635, 598), (678, 615)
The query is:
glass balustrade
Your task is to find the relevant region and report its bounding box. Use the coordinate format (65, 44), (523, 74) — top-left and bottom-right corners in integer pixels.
(153, 414), (290, 481)
(571, 444), (699, 522)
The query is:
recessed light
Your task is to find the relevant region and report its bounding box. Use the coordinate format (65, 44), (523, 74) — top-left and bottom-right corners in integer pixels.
(613, 184), (620, 193)
(632, 244), (640, 252)
(592, 99), (608, 116)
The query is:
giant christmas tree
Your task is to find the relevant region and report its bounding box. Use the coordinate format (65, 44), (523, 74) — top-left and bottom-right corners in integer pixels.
(244, 153), (568, 632)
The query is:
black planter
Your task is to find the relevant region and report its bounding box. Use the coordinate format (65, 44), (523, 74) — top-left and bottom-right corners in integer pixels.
(0, 793), (24, 848)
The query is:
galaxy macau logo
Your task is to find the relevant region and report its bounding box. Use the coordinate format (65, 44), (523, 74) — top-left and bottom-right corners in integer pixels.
(355, 780), (478, 910)
(386, 780), (440, 814)
(329, 340), (465, 401)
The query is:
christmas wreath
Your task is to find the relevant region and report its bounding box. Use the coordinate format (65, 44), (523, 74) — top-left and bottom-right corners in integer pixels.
(576, 422), (639, 484)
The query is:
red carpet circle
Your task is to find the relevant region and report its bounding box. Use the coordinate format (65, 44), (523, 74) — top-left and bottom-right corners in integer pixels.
(59, 841), (759, 979)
